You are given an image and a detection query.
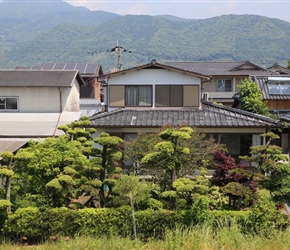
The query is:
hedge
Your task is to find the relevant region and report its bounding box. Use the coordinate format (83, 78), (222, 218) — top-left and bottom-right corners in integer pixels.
(1, 207), (253, 243)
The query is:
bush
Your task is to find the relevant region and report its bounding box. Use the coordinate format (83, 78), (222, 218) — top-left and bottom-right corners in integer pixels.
(3, 207), (43, 243)
(135, 209), (179, 240)
(247, 196), (289, 234)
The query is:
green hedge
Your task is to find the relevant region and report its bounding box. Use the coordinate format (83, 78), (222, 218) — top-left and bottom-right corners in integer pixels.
(0, 207), (256, 243)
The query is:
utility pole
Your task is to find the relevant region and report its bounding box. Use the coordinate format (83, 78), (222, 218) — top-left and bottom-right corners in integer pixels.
(108, 40), (131, 70)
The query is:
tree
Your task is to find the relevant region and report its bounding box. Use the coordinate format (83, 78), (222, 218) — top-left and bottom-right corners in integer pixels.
(238, 78), (272, 117)
(0, 151), (33, 212)
(91, 132), (123, 207)
(13, 137), (91, 208)
(240, 132), (290, 203)
(141, 126), (193, 209)
(58, 116), (96, 157)
(114, 175), (153, 239)
(287, 60), (290, 69)
(211, 151), (257, 209)
(123, 132), (161, 174)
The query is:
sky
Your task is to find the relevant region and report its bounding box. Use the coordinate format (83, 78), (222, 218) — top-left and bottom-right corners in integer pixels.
(65, 0), (290, 23)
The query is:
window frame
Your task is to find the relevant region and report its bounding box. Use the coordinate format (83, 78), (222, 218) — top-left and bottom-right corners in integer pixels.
(268, 82), (290, 95)
(0, 97), (18, 111)
(125, 85), (152, 107)
(217, 79), (232, 92)
(155, 85), (183, 107)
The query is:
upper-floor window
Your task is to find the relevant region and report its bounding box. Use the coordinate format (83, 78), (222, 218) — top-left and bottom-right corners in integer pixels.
(268, 82), (290, 95)
(217, 79), (232, 92)
(156, 85), (183, 107)
(125, 86), (152, 106)
(0, 97), (18, 111)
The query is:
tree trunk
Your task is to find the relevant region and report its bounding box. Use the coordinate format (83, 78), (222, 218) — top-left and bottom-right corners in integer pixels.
(130, 192), (137, 240)
(5, 177), (11, 213)
(171, 168), (177, 209)
(6, 160), (13, 213)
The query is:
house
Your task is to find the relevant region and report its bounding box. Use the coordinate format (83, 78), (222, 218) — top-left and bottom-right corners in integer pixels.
(0, 69), (84, 153)
(267, 63), (290, 75)
(15, 63), (104, 116)
(164, 61), (274, 106)
(248, 75), (290, 154)
(89, 60), (282, 169)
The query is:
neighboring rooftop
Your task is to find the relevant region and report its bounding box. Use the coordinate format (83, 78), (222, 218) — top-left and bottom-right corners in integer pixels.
(164, 61), (275, 76)
(0, 70), (84, 87)
(251, 75), (290, 100)
(90, 101), (281, 128)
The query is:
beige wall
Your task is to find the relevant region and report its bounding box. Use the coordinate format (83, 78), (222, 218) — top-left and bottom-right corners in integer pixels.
(1, 81), (80, 112)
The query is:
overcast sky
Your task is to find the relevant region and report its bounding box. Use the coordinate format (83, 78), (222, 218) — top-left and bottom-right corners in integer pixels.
(65, 0), (290, 23)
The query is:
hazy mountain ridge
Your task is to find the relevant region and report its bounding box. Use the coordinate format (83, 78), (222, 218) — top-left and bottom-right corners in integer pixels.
(0, 0), (290, 72)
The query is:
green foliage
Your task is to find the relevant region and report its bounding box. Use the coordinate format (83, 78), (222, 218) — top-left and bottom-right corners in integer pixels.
(238, 78), (272, 117)
(3, 207), (43, 241)
(0, 200), (12, 209)
(241, 132), (290, 203)
(135, 209), (179, 240)
(188, 196), (211, 225)
(247, 195), (289, 233)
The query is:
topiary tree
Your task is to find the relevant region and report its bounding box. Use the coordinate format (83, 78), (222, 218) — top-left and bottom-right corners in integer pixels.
(241, 132), (290, 203)
(91, 132), (123, 207)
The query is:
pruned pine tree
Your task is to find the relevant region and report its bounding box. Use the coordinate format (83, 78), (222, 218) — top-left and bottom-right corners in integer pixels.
(241, 132), (290, 203)
(92, 132), (123, 207)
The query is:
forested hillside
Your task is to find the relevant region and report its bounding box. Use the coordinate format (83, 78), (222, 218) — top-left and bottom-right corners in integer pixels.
(0, 0), (290, 72)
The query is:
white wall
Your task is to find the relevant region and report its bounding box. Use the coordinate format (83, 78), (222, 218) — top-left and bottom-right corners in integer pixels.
(108, 69), (201, 85)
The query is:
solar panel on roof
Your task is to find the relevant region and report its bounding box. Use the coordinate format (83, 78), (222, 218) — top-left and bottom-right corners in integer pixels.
(64, 63), (76, 70)
(53, 63), (66, 70)
(76, 63), (86, 74)
(42, 63), (55, 70)
(85, 64), (98, 74)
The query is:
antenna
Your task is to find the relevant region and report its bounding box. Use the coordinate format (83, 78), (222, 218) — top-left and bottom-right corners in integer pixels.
(108, 40), (132, 70)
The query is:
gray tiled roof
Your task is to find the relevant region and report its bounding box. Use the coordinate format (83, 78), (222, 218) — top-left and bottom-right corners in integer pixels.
(90, 102), (281, 128)
(0, 70), (84, 87)
(164, 61), (274, 76)
(99, 60), (211, 81)
(251, 75), (290, 100)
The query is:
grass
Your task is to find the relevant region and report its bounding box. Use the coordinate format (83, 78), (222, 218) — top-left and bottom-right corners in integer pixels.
(1, 224), (290, 250)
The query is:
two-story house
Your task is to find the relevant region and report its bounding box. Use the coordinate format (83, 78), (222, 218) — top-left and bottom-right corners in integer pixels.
(90, 60), (281, 169)
(164, 61), (274, 106)
(0, 69), (84, 153)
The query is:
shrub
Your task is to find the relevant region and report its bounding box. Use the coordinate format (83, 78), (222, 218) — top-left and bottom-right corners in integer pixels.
(3, 207), (43, 243)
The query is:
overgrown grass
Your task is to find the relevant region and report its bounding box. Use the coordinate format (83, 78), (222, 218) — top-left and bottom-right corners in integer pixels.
(1, 221), (290, 250)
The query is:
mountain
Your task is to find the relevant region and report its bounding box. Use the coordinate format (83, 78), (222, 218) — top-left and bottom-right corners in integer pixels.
(0, 1), (290, 72)
(0, 0), (88, 19)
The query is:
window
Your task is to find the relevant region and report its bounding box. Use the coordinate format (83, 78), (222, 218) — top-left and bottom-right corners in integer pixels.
(155, 85), (183, 107)
(217, 79), (232, 92)
(125, 86), (152, 106)
(268, 82), (290, 95)
(0, 97), (18, 110)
